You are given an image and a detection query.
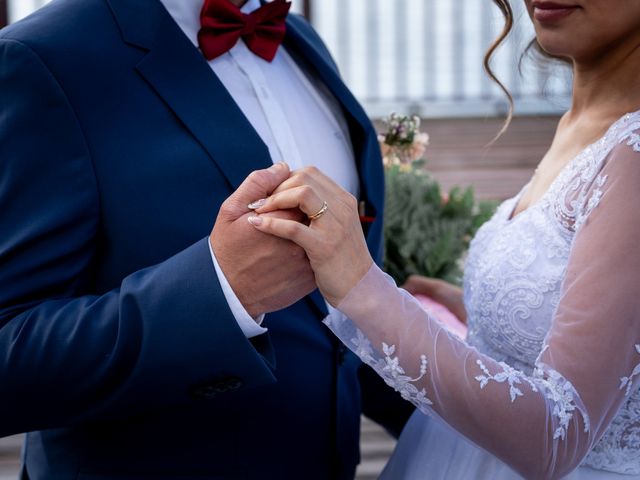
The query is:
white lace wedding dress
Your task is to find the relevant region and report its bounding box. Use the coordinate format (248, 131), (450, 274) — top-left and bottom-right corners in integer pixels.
(325, 111), (640, 479)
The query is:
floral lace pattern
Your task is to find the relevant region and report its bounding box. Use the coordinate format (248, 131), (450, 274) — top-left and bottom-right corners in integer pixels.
(585, 389), (640, 474)
(625, 132), (640, 152)
(535, 365), (591, 440)
(475, 360), (589, 440)
(475, 359), (539, 402)
(324, 319), (434, 408)
(464, 111), (640, 474)
(326, 111), (640, 476)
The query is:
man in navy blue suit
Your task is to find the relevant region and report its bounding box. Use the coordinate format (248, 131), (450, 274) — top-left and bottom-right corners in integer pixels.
(0, 0), (413, 478)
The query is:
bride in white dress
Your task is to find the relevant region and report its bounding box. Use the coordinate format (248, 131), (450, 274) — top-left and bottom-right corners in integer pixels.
(246, 0), (640, 478)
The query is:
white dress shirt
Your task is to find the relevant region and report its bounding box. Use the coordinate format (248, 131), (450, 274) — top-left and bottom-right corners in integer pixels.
(159, 0), (360, 337)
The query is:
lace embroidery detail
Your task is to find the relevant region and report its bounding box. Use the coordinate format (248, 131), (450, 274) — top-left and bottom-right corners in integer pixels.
(620, 344), (640, 396)
(625, 132), (640, 152)
(349, 329), (433, 407)
(584, 389), (640, 475)
(549, 116), (640, 234)
(534, 366), (590, 439)
(475, 359), (538, 402)
(574, 174), (608, 232)
(474, 360), (588, 440)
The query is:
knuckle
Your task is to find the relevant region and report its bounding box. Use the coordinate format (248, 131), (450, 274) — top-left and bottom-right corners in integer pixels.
(248, 170), (269, 189)
(344, 192), (358, 209)
(305, 165), (319, 176)
(219, 198), (232, 213)
(300, 185), (314, 202)
(247, 170), (261, 182)
(296, 170), (310, 184)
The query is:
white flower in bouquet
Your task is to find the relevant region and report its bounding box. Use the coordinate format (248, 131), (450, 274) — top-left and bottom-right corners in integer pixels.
(378, 113), (430, 170)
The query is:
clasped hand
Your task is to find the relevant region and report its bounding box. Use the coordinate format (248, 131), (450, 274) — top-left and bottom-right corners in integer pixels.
(247, 164), (374, 307)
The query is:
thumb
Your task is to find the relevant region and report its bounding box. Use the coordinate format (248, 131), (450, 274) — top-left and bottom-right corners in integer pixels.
(223, 162), (291, 219)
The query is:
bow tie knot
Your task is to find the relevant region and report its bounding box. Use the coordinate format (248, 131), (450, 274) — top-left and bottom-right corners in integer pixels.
(198, 0), (292, 62)
(239, 14), (258, 36)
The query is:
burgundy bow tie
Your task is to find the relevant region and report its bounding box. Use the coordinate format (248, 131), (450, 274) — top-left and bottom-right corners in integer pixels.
(198, 0), (291, 62)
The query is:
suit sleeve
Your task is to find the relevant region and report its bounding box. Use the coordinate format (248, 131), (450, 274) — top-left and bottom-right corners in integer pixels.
(0, 38), (276, 437)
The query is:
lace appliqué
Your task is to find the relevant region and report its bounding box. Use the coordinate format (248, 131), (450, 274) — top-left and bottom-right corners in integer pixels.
(535, 366), (590, 439)
(350, 329), (433, 407)
(475, 359), (538, 402)
(620, 344), (640, 396)
(551, 115), (640, 234)
(625, 132), (640, 152)
(574, 174), (608, 232)
(475, 360), (589, 440)
(584, 388), (640, 475)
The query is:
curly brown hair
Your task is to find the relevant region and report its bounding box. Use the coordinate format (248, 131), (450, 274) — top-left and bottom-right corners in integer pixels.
(485, 0), (515, 138)
(485, 1), (569, 138)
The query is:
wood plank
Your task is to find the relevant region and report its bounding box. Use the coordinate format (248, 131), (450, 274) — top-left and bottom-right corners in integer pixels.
(0, 435), (21, 479)
(414, 116), (558, 200)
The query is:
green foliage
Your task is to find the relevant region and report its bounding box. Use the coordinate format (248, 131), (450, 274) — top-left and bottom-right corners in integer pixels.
(383, 165), (497, 285)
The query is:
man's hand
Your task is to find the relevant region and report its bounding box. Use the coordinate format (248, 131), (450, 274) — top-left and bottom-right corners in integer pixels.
(210, 163), (316, 318)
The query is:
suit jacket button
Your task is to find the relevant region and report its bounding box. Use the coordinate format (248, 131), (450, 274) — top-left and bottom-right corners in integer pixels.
(191, 384), (218, 399)
(226, 377), (243, 390)
(191, 378), (242, 399)
(215, 377), (242, 392)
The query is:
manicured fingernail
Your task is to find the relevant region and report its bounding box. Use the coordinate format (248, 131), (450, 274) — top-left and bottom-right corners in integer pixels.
(248, 216), (263, 227)
(248, 199), (266, 210)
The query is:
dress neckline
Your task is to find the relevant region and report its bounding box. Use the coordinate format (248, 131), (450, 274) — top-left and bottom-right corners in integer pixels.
(505, 108), (640, 224)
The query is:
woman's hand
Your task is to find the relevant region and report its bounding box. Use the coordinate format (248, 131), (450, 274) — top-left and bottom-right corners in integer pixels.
(402, 275), (467, 324)
(246, 166), (373, 307)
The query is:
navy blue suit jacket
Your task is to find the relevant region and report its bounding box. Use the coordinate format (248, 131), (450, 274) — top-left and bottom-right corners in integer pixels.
(0, 1), (413, 478)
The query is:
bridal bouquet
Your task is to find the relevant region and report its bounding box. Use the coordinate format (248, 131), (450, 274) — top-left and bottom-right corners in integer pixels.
(379, 114), (496, 286)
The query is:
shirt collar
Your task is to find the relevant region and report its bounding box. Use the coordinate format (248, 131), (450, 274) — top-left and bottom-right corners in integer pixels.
(159, 0), (264, 47)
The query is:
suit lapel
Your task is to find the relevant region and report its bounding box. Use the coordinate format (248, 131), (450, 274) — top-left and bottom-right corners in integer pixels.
(107, 0), (272, 190)
(106, 0), (384, 231)
(106, 0), (384, 318)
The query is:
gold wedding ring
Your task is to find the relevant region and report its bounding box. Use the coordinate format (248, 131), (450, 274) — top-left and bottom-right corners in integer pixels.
(308, 201), (329, 221)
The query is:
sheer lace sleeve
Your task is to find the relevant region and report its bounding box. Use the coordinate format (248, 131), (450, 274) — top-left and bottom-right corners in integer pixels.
(324, 142), (640, 479)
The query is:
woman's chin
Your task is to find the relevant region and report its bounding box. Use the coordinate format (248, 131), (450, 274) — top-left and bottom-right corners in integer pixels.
(534, 37), (576, 61)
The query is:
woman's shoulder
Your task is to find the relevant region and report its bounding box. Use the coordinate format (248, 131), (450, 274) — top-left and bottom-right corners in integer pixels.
(605, 109), (640, 156)
(600, 110), (640, 178)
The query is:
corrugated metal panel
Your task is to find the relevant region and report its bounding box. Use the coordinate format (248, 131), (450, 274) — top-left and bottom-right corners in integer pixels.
(309, 0), (571, 118)
(6, 1), (571, 115)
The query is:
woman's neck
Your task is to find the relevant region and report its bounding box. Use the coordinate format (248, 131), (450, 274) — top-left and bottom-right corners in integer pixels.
(569, 40), (640, 121)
